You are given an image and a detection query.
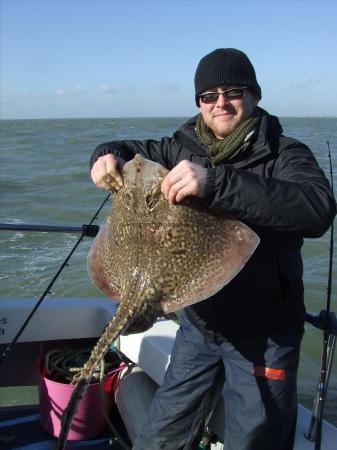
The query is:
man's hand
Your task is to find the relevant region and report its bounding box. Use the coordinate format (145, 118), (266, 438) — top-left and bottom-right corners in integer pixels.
(161, 160), (207, 204)
(91, 154), (126, 191)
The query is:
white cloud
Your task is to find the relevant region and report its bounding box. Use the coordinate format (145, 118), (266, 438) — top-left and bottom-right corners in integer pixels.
(55, 85), (85, 96)
(97, 83), (118, 93)
(97, 84), (137, 94)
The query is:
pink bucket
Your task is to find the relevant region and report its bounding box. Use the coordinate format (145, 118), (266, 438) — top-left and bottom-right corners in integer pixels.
(38, 363), (121, 440)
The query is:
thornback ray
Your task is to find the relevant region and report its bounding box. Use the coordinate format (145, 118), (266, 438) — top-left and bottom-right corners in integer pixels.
(55, 154), (259, 449)
(88, 154), (259, 313)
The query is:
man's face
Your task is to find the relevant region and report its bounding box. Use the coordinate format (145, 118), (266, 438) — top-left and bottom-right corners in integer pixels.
(199, 85), (259, 138)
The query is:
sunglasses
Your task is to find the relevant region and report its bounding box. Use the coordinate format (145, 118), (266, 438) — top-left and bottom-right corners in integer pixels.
(199, 87), (248, 104)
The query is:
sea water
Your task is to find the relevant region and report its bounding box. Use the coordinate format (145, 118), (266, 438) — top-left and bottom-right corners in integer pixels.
(0, 117), (336, 425)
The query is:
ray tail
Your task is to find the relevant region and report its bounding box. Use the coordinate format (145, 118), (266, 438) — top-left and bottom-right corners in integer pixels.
(55, 287), (162, 450)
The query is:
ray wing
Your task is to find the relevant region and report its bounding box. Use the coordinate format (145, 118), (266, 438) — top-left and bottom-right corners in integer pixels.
(138, 205), (259, 314)
(87, 216), (122, 299)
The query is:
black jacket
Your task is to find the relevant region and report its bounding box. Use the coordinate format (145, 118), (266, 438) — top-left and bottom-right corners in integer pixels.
(91, 110), (336, 340)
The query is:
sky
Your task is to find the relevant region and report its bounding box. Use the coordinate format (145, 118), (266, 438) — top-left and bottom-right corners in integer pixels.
(1, 0), (337, 119)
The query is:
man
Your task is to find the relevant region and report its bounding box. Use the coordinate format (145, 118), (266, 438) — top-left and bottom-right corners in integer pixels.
(90, 49), (336, 450)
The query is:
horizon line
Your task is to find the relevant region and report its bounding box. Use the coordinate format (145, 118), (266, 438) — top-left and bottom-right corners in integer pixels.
(1, 115), (337, 121)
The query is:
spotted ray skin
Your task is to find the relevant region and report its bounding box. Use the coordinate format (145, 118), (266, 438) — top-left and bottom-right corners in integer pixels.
(56, 154), (259, 449)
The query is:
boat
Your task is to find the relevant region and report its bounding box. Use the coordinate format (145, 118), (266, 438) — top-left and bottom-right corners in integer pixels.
(0, 291), (336, 449)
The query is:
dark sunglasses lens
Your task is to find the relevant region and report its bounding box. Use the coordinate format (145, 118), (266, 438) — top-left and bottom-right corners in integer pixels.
(200, 93), (219, 104)
(224, 88), (245, 99)
(200, 88), (246, 103)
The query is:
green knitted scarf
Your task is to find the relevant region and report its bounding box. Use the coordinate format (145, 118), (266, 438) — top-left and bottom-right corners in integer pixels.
(196, 112), (259, 165)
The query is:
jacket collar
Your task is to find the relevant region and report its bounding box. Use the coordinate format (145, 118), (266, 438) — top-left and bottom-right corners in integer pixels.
(174, 108), (283, 169)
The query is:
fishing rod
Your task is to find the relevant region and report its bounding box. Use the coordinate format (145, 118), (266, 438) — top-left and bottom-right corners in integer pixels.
(0, 223), (99, 235)
(306, 141), (336, 450)
(0, 193), (111, 366)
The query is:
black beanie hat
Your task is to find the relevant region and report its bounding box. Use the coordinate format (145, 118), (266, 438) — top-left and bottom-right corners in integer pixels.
(194, 48), (262, 106)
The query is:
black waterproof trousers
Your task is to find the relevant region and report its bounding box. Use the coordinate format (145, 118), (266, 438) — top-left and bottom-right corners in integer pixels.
(132, 313), (302, 450)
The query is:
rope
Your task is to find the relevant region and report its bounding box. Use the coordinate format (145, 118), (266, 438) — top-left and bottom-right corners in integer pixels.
(43, 347), (107, 383)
